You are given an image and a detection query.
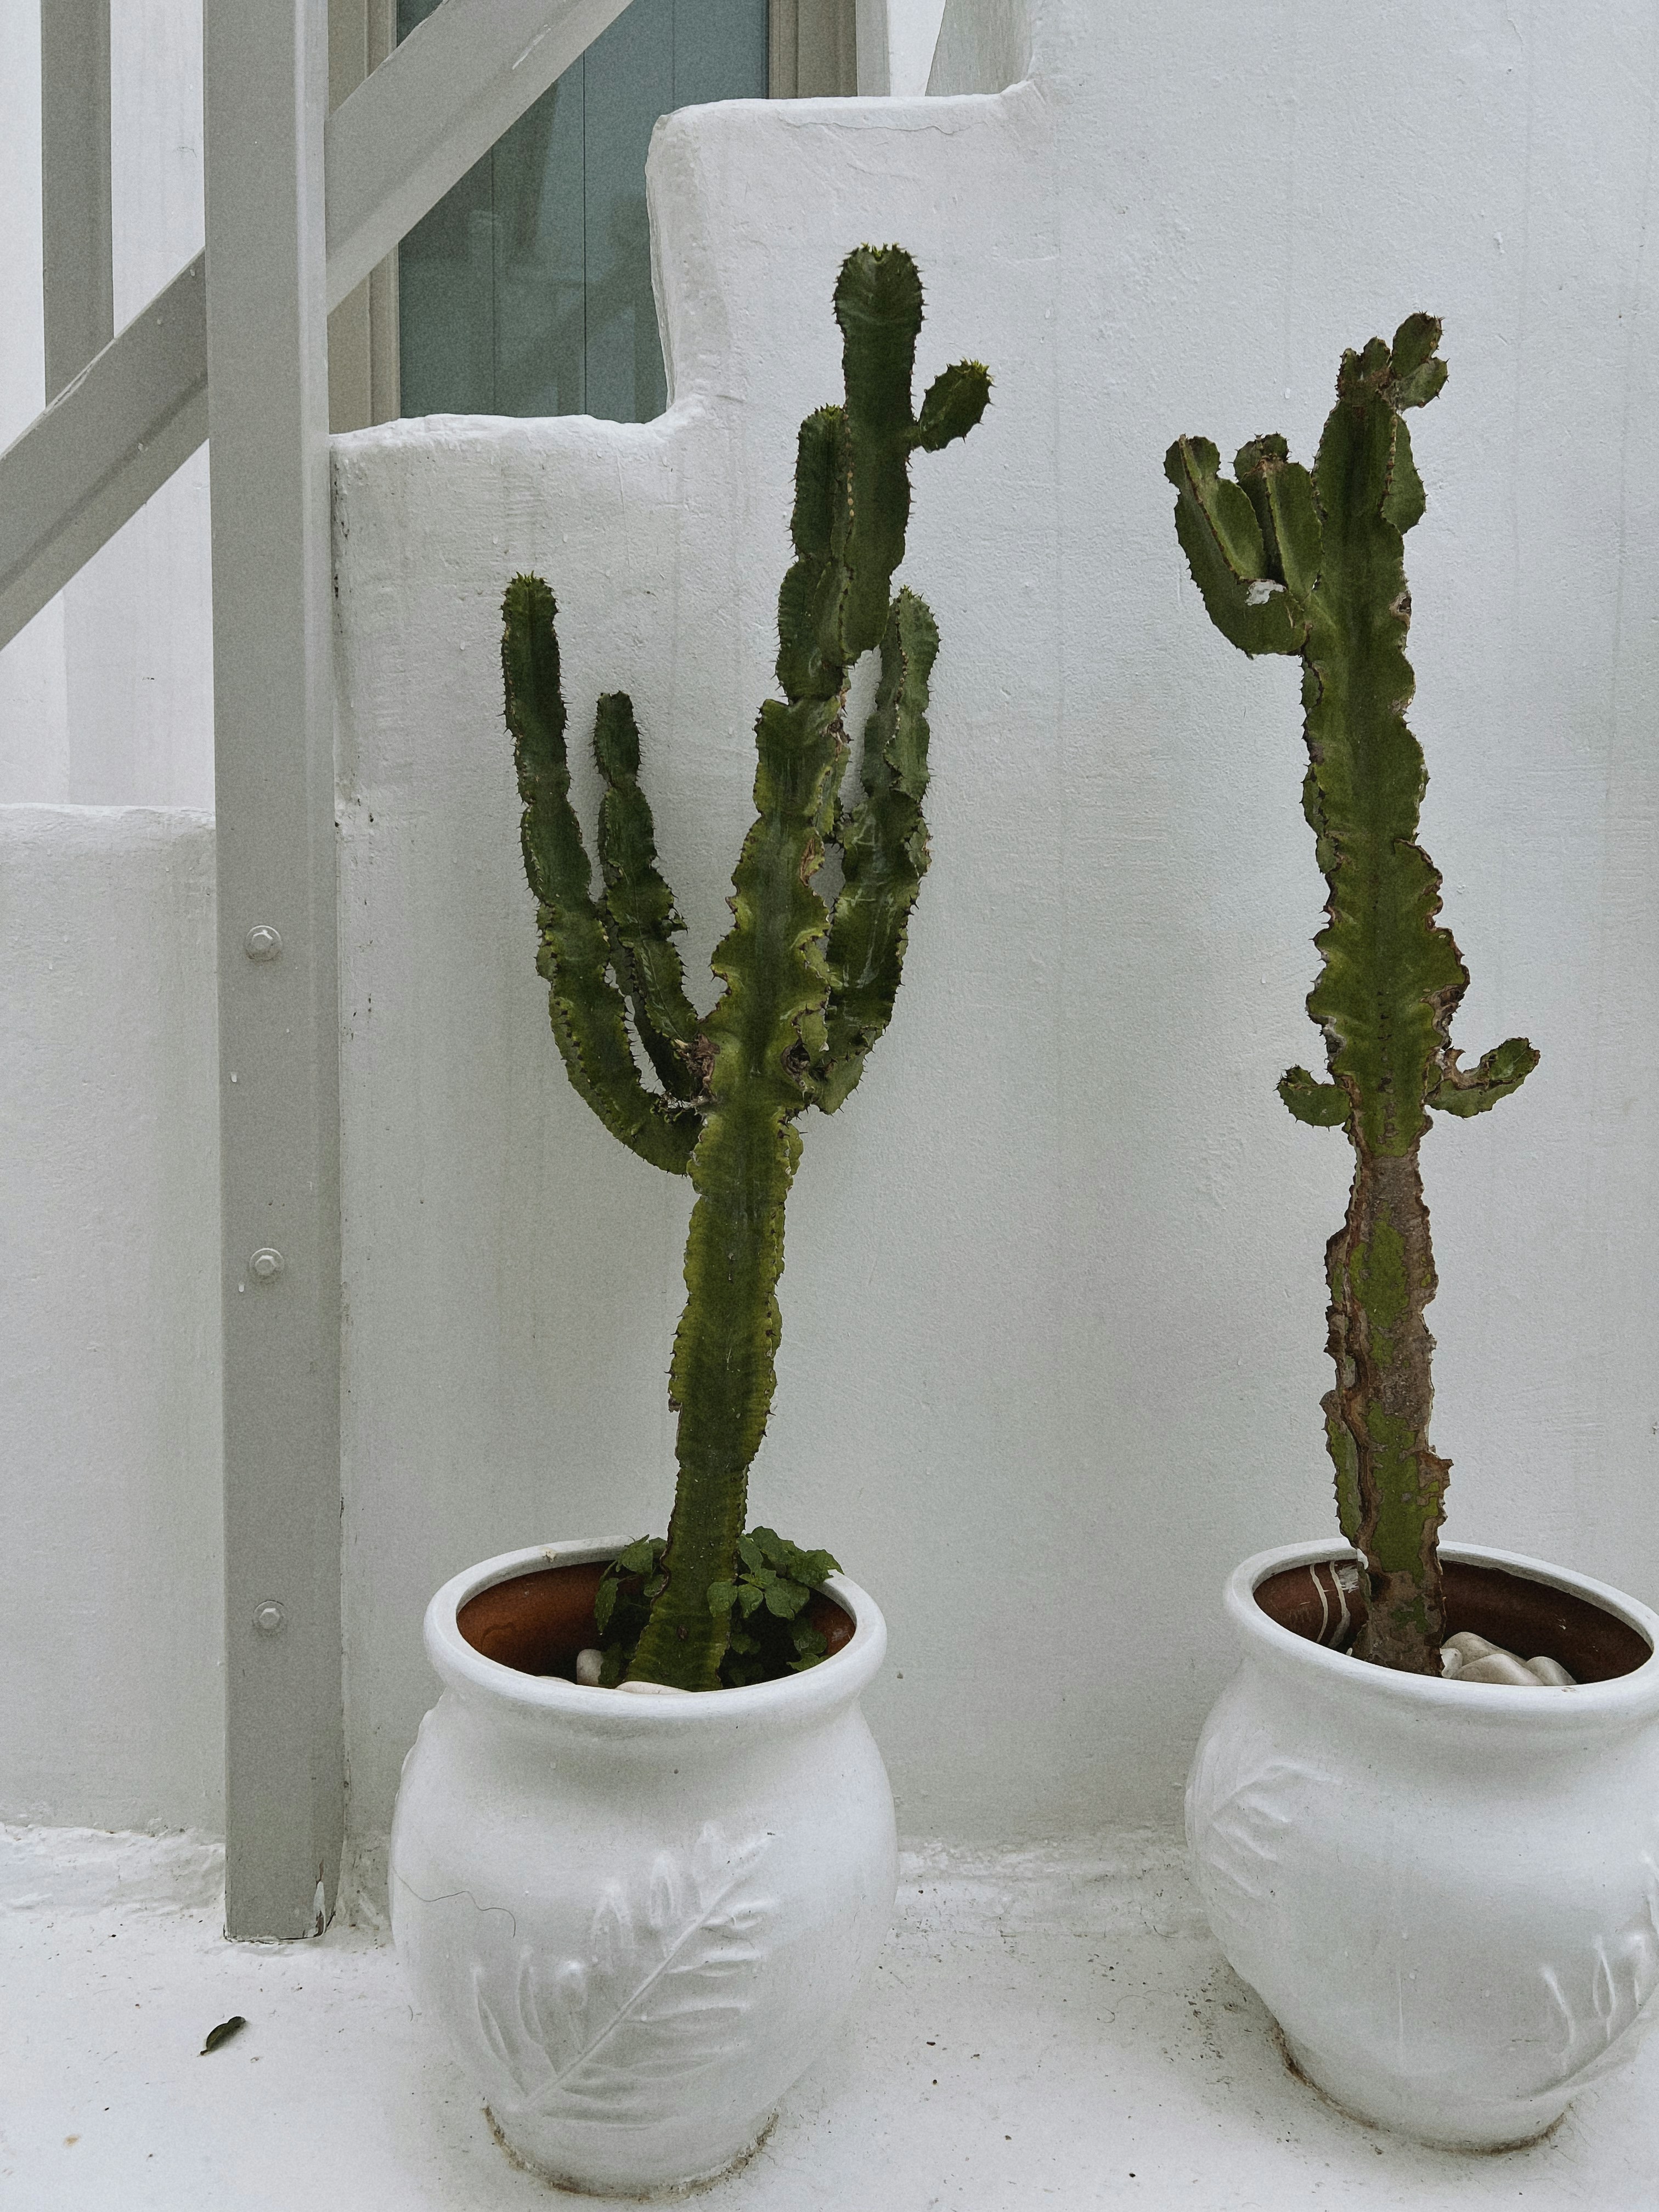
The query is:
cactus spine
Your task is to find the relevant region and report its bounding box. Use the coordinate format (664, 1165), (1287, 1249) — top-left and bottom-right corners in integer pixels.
(505, 246), (989, 1690)
(1167, 318), (1538, 1674)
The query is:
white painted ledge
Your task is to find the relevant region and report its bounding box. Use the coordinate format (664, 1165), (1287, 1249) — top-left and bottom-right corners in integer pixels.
(0, 1822), (223, 1914)
(1, 1827), (1651, 2207)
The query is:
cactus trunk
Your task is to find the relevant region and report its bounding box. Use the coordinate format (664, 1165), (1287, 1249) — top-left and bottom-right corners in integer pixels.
(1324, 1144), (1448, 1669)
(628, 1107), (799, 1685)
(629, 696), (848, 1687)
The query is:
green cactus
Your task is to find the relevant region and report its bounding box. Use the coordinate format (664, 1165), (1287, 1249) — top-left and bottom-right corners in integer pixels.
(504, 245), (989, 1690)
(1167, 317), (1538, 1674)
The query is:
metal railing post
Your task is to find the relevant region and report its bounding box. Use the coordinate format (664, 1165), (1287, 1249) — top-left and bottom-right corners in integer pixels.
(204, 0), (345, 1940)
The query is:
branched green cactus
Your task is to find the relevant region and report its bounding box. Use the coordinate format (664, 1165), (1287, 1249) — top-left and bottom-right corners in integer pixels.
(1167, 317), (1538, 1674)
(504, 245), (989, 1689)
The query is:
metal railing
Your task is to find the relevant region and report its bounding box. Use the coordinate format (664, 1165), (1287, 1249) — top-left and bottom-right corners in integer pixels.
(2, 0), (635, 1940)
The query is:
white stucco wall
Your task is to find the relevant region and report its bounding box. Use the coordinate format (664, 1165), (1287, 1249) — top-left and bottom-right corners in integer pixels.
(331, 0), (1659, 1851)
(0, 809), (223, 1831)
(0, 0), (217, 1836)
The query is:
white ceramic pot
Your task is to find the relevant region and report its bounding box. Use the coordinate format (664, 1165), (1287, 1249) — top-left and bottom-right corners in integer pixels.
(1187, 1539), (1659, 2149)
(390, 1539), (898, 2197)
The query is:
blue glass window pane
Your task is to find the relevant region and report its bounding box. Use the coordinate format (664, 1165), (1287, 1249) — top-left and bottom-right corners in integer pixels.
(397, 0), (766, 422)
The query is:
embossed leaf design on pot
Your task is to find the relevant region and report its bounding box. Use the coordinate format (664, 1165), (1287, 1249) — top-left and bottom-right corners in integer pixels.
(1539, 1849), (1659, 2092)
(1190, 1734), (1325, 1918)
(472, 1825), (774, 2124)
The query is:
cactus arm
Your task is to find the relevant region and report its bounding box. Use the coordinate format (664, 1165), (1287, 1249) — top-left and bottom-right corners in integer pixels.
(625, 698), (848, 1688)
(591, 691), (707, 1102)
(1279, 1066), (1351, 1128)
(1427, 1036), (1539, 1117)
(836, 246), (927, 660)
(1164, 437), (1309, 657)
(503, 575), (701, 1175)
(834, 247), (990, 663)
(813, 588), (938, 1114)
(1386, 311), (1450, 409)
(777, 407), (853, 706)
(1234, 436), (1324, 601)
(777, 259), (988, 703)
(915, 361), (992, 453)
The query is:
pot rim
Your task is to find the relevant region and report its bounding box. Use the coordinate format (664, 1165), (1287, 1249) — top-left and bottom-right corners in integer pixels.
(423, 1536), (887, 1726)
(1227, 1538), (1659, 1726)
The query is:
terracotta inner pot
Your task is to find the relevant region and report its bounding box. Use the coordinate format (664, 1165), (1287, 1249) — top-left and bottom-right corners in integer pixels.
(1255, 1556), (1651, 1682)
(457, 1557), (856, 1680)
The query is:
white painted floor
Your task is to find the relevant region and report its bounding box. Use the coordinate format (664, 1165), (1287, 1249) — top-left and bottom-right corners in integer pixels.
(1, 1825), (1654, 2211)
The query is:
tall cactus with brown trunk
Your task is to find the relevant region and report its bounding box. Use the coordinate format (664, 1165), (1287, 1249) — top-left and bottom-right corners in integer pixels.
(503, 245), (988, 1690)
(1167, 318), (1538, 1674)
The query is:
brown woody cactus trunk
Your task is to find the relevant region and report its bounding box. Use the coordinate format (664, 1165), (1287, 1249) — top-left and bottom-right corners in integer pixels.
(1324, 1144), (1448, 1670)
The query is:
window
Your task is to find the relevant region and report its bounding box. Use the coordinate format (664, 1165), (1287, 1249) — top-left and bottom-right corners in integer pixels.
(396, 0), (770, 422)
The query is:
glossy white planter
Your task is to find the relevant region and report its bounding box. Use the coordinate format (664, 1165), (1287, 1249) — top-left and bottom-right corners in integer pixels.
(1187, 1540), (1659, 2149)
(391, 1540), (898, 2197)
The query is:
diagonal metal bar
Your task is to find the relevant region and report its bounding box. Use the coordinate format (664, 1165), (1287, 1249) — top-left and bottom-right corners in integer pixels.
(323, 0), (630, 310)
(1, 0), (634, 650)
(0, 254), (206, 653)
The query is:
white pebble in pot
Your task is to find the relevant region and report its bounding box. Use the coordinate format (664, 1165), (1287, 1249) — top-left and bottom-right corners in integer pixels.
(1438, 1630), (1577, 1687)
(1444, 1632), (1500, 1663)
(1457, 1650), (1542, 1686)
